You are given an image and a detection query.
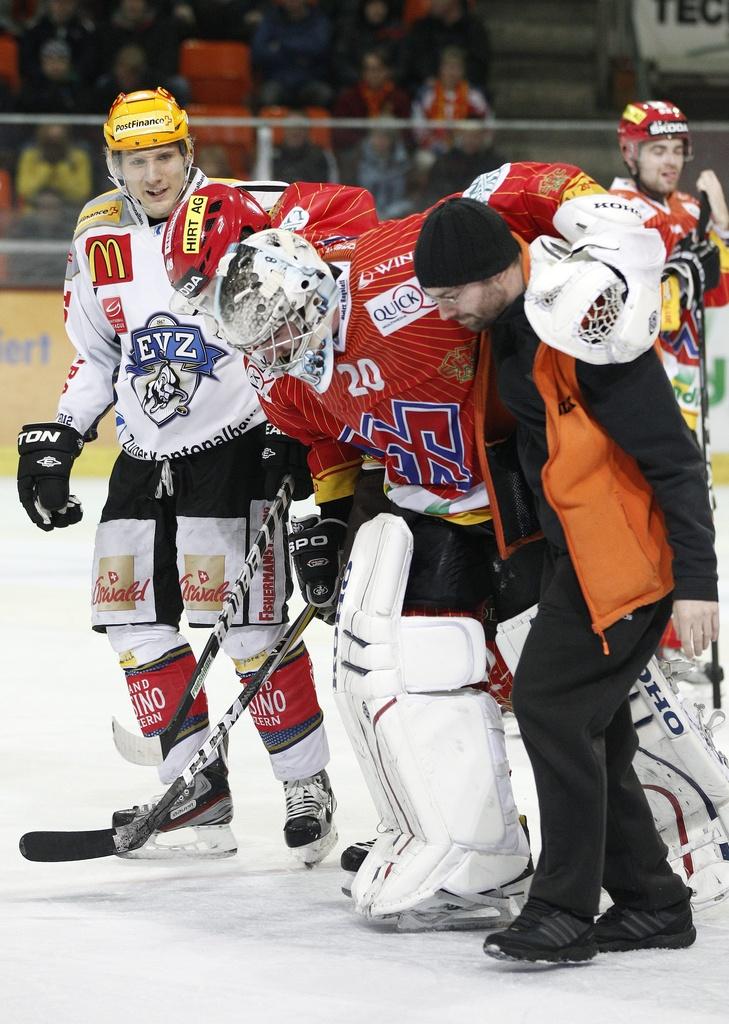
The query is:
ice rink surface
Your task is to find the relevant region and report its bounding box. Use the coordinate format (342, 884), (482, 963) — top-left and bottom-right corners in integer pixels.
(2, 478), (729, 1024)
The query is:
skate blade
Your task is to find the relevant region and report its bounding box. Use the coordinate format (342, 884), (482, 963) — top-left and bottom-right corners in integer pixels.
(117, 823), (237, 860)
(395, 889), (522, 933)
(291, 824), (338, 868)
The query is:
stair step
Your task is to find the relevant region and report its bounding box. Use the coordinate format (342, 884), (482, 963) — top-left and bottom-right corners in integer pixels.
(493, 78), (598, 118)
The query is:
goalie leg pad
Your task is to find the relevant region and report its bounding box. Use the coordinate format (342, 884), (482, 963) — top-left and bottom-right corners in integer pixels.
(495, 604), (538, 676)
(348, 688), (530, 918)
(631, 657), (729, 908)
(334, 514), (529, 918)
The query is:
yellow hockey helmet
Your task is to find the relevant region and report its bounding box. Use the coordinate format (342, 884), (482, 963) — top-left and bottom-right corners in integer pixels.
(103, 87), (190, 152)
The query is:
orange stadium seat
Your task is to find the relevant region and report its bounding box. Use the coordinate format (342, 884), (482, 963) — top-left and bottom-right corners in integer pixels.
(0, 34), (20, 92)
(180, 40), (252, 105)
(188, 104), (255, 179)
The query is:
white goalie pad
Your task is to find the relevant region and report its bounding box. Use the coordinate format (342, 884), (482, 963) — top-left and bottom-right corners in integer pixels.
(631, 657), (729, 910)
(525, 228), (664, 365)
(333, 514), (530, 920)
(495, 604), (538, 675)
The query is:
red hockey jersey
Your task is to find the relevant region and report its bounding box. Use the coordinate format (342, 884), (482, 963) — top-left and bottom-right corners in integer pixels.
(253, 163), (606, 522)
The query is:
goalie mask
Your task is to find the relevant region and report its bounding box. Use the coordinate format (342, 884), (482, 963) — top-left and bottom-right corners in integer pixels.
(524, 227), (664, 365)
(164, 184), (270, 304)
(208, 228), (339, 390)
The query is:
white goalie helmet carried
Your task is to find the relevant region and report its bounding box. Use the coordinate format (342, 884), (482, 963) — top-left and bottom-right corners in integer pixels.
(209, 228), (339, 389)
(524, 223), (666, 365)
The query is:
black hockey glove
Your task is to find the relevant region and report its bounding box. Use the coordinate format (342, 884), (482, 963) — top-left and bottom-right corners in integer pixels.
(664, 236), (721, 309)
(261, 422), (313, 501)
(17, 422), (84, 531)
(288, 514), (347, 625)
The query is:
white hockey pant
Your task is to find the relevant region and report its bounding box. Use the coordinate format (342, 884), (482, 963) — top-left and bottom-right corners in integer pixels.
(334, 514), (530, 920)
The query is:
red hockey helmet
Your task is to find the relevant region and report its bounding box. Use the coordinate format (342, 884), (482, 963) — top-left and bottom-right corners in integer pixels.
(617, 100), (693, 167)
(163, 183), (270, 300)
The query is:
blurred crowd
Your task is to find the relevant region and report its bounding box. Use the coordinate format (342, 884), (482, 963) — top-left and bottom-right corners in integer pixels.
(0, 0), (504, 264)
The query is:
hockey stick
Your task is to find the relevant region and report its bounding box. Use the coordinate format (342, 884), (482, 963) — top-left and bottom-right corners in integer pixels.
(19, 602), (317, 862)
(694, 191), (723, 709)
(112, 474), (296, 766)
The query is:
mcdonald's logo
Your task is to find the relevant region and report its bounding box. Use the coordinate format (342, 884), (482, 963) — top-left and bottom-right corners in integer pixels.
(85, 234), (134, 286)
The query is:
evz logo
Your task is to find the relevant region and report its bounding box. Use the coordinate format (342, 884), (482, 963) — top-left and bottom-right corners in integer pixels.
(126, 313), (226, 426)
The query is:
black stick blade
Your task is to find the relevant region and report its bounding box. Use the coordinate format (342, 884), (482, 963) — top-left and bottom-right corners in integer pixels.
(19, 828), (117, 862)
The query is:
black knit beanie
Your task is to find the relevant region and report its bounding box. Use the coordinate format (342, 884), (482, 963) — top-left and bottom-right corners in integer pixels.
(414, 197), (520, 288)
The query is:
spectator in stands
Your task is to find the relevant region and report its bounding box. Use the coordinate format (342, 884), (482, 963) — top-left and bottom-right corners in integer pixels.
(196, 142), (236, 178)
(89, 43), (149, 113)
(332, 46), (411, 153)
(252, 0), (333, 109)
(95, 0), (186, 100)
(17, 38), (85, 114)
(420, 116), (506, 208)
(6, 186), (78, 286)
(272, 115), (337, 182)
(19, 0), (99, 89)
(356, 120), (412, 219)
(15, 123), (92, 207)
(332, 0), (406, 88)
(169, 1), (266, 43)
(397, 0), (491, 99)
(411, 45), (492, 158)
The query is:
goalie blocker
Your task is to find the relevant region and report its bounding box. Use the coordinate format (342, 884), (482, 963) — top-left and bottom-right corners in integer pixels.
(334, 514), (531, 927)
(497, 606), (729, 909)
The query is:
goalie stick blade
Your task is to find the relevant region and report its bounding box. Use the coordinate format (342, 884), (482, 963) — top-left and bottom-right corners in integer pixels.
(20, 828), (118, 862)
(111, 716), (164, 766)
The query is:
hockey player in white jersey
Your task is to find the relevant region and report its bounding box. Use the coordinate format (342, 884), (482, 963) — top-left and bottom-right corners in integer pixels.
(16, 88), (336, 864)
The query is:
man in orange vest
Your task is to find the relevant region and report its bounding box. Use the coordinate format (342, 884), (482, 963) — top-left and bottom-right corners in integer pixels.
(414, 196), (719, 963)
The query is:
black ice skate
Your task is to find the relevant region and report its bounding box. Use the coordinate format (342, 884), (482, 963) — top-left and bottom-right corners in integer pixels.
(283, 769), (337, 867)
(112, 758), (237, 860)
(341, 838), (375, 874)
(594, 899), (696, 952)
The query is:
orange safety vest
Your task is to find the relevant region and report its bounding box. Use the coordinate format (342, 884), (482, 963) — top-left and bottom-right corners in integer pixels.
(534, 344), (674, 649)
(477, 234), (675, 650)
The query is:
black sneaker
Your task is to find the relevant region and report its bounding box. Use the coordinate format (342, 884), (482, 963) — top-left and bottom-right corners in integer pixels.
(594, 899), (696, 952)
(484, 897), (597, 963)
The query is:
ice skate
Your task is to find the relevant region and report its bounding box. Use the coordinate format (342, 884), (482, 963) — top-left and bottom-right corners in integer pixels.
(112, 758), (237, 860)
(283, 769), (337, 867)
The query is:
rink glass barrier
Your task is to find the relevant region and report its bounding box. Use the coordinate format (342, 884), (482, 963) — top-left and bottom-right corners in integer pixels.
(0, 114), (728, 476)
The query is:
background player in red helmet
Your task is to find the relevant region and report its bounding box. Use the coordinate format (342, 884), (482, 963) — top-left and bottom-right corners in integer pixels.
(612, 100), (729, 431)
(611, 101), (729, 669)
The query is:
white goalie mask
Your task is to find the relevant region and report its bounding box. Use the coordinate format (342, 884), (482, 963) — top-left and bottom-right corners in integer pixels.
(207, 228), (339, 390)
(524, 226), (665, 365)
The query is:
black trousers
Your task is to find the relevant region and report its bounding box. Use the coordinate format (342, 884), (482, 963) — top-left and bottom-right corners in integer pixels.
(512, 549), (690, 917)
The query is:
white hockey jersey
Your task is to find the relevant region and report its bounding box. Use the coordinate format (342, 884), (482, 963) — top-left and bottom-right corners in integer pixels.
(58, 170), (286, 460)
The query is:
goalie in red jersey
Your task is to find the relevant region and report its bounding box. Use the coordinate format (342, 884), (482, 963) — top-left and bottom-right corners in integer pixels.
(163, 163), (673, 929)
